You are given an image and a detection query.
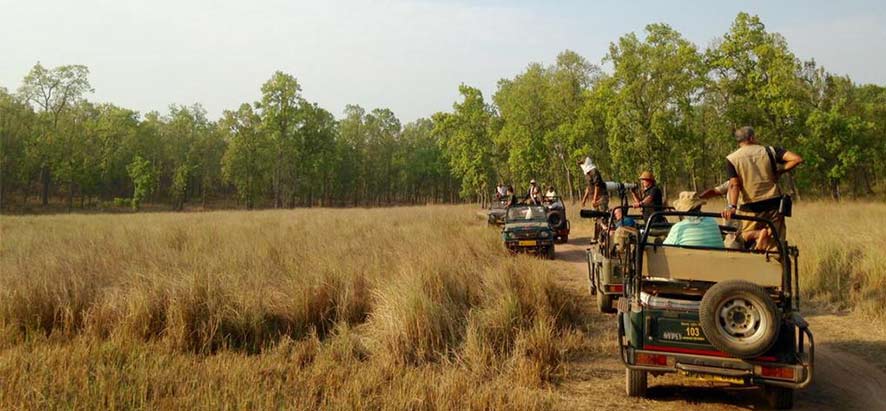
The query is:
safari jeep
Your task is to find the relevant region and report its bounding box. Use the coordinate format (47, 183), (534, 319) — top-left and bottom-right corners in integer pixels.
(618, 211), (813, 409)
(487, 199), (508, 226)
(502, 204), (556, 259)
(544, 196), (570, 243)
(580, 206), (645, 314)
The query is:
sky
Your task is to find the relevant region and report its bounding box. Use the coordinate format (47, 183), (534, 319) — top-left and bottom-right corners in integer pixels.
(2, 0), (885, 122)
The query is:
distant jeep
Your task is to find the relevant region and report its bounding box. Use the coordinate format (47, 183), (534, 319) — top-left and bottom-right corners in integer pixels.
(618, 211), (812, 409)
(487, 199), (508, 226)
(502, 205), (556, 259)
(543, 196), (570, 243)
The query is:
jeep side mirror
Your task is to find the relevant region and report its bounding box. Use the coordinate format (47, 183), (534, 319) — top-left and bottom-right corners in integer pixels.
(580, 209), (609, 219)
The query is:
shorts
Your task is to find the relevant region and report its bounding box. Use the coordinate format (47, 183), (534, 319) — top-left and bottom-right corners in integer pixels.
(593, 196), (609, 212)
(739, 208), (786, 243)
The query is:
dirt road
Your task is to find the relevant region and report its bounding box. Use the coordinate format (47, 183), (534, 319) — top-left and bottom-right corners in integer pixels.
(547, 229), (886, 411)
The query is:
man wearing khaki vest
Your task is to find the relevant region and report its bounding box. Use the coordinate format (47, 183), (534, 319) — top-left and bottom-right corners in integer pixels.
(721, 126), (803, 250)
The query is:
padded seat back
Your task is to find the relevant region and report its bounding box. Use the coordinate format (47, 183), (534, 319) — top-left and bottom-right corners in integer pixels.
(642, 245), (782, 288)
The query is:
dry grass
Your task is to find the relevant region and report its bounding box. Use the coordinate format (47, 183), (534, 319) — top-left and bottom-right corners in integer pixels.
(1, 201), (884, 410)
(789, 201), (886, 321)
(0, 206), (583, 410)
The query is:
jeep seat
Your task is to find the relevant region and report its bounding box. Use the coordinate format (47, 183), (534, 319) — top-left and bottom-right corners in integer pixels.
(642, 245), (782, 288)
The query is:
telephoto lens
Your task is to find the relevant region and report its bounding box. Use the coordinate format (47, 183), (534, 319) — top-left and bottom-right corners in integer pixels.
(605, 181), (637, 192)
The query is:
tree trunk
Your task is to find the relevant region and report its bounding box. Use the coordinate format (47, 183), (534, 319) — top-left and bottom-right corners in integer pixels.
(67, 180), (74, 211)
(41, 165), (50, 206)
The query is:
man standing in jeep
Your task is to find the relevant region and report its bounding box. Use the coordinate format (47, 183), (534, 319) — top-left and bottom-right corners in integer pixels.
(721, 126), (804, 249)
(580, 157), (608, 211)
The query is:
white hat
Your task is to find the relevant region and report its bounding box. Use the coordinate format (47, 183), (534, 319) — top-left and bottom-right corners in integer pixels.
(580, 157), (596, 175)
(530, 179), (537, 184)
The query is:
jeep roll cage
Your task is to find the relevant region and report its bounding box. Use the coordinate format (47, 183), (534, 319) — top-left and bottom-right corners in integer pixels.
(629, 211), (800, 312)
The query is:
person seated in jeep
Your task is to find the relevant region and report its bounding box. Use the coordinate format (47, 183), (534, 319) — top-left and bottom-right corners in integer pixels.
(504, 186), (518, 208)
(495, 182), (507, 200)
(611, 207), (636, 230)
(663, 191), (724, 248)
(525, 179), (542, 205)
(544, 185), (558, 203)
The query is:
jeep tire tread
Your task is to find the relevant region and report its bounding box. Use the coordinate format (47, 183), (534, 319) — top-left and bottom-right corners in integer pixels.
(699, 280), (779, 359)
(625, 368), (647, 397)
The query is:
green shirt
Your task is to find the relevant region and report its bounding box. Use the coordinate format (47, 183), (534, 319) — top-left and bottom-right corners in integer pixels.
(663, 217), (724, 248)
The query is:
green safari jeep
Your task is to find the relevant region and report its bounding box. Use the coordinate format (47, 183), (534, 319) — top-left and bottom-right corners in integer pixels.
(618, 211), (813, 409)
(502, 205), (556, 260)
(581, 206), (646, 314)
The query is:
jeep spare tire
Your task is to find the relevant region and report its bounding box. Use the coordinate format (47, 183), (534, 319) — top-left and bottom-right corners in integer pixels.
(699, 280), (779, 359)
(547, 210), (564, 228)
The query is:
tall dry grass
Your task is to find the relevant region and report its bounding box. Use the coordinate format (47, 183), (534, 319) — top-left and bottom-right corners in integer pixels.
(789, 201), (886, 320)
(0, 206), (584, 410)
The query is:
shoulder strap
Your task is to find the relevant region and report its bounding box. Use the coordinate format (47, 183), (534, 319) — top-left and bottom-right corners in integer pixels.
(764, 146), (778, 177)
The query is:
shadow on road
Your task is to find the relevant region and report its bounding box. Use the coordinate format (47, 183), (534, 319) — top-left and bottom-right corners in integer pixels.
(557, 248), (588, 264)
(645, 384), (761, 410)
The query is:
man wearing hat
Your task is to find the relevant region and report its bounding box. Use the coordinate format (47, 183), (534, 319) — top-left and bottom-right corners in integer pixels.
(721, 126), (803, 249)
(580, 157), (608, 211)
(663, 192), (724, 248)
(631, 171), (665, 224)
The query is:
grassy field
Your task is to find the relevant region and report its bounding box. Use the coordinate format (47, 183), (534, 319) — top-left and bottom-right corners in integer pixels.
(0, 202), (884, 409)
(0, 207), (593, 410)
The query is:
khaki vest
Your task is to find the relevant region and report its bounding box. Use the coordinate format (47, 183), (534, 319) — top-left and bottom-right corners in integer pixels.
(726, 144), (781, 204)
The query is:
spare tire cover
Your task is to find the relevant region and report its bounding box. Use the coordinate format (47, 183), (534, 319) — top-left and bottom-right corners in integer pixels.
(698, 280), (780, 359)
(547, 210), (565, 228)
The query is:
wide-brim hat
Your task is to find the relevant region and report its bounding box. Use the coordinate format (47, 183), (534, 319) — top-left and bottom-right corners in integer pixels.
(673, 191), (705, 212)
(580, 157), (596, 175)
(639, 171), (655, 181)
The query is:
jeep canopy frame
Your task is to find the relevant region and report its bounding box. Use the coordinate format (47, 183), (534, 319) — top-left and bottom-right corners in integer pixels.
(630, 211), (800, 312)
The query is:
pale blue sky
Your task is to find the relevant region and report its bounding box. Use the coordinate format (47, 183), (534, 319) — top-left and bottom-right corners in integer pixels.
(2, 0), (884, 122)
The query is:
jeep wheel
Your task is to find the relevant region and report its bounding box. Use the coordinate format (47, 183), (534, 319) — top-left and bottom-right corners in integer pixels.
(546, 246), (556, 260)
(625, 368), (647, 397)
(597, 286), (615, 314)
(699, 280), (779, 359)
(763, 386), (794, 409)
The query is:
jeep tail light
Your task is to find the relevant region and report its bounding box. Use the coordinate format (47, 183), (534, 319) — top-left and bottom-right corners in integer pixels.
(606, 284), (624, 293)
(636, 353), (667, 367)
(760, 365), (795, 380)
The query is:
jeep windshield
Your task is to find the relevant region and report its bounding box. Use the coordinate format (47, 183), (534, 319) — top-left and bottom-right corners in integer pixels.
(506, 206), (548, 223)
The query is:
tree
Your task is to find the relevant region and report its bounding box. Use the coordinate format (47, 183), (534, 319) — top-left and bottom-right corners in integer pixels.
(605, 24), (704, 189)
(18, 63), (93, 206)
(434, 85), (496, 204)
(221, 104), (270, 209)
(0, 88), (37, 208)
(706, 13), (808, 146)
(258, 71), (303, 208)
(126, 155), (157, 210)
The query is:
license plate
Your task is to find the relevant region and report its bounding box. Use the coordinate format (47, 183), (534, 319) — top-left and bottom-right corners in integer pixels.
(518, 240), (537, 246)
(679, 371), (744, 385)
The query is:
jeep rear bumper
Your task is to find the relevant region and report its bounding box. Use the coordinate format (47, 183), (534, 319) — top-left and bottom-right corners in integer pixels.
(618, 312), (814, 390)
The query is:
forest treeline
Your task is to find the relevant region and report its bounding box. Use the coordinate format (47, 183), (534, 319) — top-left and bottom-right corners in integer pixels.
(1, 13), (884, 211)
